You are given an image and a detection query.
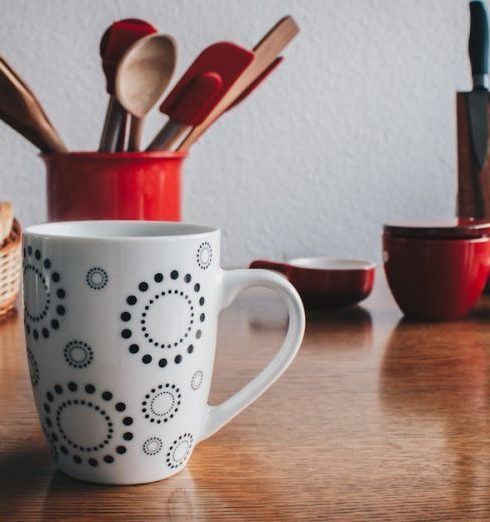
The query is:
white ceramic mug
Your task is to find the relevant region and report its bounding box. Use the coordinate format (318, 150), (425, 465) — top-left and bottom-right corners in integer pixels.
(22, 221), (305, 485)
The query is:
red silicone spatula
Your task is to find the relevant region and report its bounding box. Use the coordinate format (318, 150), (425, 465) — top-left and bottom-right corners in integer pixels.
(146, 42), (254, 151)
(177, 16), (299, 151)
(99, 18), (157, 152)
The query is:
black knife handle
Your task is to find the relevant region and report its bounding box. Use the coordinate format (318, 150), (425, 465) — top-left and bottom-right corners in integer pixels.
(469, 1), (489, 86)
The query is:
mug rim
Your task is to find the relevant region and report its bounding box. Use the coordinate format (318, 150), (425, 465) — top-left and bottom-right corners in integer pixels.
(24, 220), (218, 242)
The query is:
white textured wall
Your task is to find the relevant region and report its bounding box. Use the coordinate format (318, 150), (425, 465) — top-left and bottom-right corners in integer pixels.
(0, 0), (468, 266)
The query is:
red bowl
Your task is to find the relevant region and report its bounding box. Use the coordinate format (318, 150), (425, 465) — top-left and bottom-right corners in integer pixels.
(249, 258), (376, 308)
(383, 233), (490, 321)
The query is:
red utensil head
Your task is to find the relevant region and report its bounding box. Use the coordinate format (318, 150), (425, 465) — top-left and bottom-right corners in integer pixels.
(100, 18), (157, 94)
(159, 41), (254, 125)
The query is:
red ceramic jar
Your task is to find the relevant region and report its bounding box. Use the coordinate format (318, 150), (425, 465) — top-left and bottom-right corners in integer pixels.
(43, 151), (186, 222)
(383, 219), (490, 321)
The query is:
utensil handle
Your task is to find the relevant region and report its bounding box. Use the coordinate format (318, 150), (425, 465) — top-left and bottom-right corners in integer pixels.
(146, 121), (189, 151)
(470, 1), (489, 86)
(197, 268), (305, 442)
(99, 97), (126, 152)
(128, 116), (142, 152)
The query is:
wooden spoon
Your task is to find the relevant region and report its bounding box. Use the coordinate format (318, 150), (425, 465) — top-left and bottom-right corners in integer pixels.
(115, 34), (176, 151)
(98, 19), (157, 152)
(0, 55), (67, 153)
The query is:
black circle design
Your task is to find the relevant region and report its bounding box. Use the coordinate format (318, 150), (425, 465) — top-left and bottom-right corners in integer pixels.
(41, 381), (133, 467)
(143, 437), (163, 456)
(27, 347), (39, 386)
(23, 246), (66, 341)
(191, 370), (204, 391)
(141, 384), (181, 424)
(85, 267), (108, 290)
(166, 433), (194, 470)
(196, 242), (213, 270)
(121, 270), (206, 368)
(64, 340), (94, 369)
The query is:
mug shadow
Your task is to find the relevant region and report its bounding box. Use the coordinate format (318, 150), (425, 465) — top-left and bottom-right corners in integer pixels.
(0, 450), (54, 519)
(379, 316), (490, 509)
(302, 305), (373, 352)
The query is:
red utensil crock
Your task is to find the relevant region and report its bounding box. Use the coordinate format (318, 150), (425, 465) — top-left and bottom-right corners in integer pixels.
(43, 151), (186, 222)
(383, 232), (490, 321)
(250, 258), (375, 308)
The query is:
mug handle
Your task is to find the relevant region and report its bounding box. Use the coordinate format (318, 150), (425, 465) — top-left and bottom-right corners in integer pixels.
(198, 268), (305, 442)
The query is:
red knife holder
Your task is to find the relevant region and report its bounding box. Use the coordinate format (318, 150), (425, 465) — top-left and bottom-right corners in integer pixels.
(456, 91), (490, 217)
(43, 151), (186, 222)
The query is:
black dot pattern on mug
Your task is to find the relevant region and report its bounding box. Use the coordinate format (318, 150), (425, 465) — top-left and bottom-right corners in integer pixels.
(27, 347), (39, 386)
(142, 437), (163, 456)
(121, 270), (206, 368)
(166, 433), (194, 470)
(191, 370), (204, 391)
(196, 242), (213, 270)
(23, 246), (66, 342)
(86, 267), (109, 290)
(42, 381), (134, 467)
(63, 340), (94, 369)
(141, 384), (181, 424)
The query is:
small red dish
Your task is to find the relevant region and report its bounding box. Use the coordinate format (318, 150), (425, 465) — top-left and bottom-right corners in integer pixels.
(249, 258), (376, 308)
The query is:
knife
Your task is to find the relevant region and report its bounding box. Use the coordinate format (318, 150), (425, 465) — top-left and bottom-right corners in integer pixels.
(468, 1), (489, 171)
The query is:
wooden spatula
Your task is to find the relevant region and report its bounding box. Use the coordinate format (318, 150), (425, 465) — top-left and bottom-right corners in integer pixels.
(176, 16), (299, 151)
(226, 56), (283, 111)
(0, 56), (67, 153)
(146, 42), (254, 151)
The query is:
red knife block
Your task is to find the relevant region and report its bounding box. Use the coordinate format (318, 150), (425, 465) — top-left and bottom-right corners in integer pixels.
(456, 91), (490, 217)
(43, 151), (186, 222)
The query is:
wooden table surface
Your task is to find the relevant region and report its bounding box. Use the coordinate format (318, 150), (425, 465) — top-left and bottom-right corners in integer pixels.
(2, 275), (490, 521)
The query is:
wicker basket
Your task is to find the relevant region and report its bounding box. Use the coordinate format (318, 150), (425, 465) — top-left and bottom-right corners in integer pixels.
(0, 219), (22, 317)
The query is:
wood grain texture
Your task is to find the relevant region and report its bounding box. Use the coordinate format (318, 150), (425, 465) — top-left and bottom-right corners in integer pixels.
(3, 277), (490, 520)
(456, 91), (490, 217)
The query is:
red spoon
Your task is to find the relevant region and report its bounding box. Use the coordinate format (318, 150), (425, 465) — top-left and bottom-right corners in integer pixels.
(146, 42), (254, 151)
(99, 18), (157, 152)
